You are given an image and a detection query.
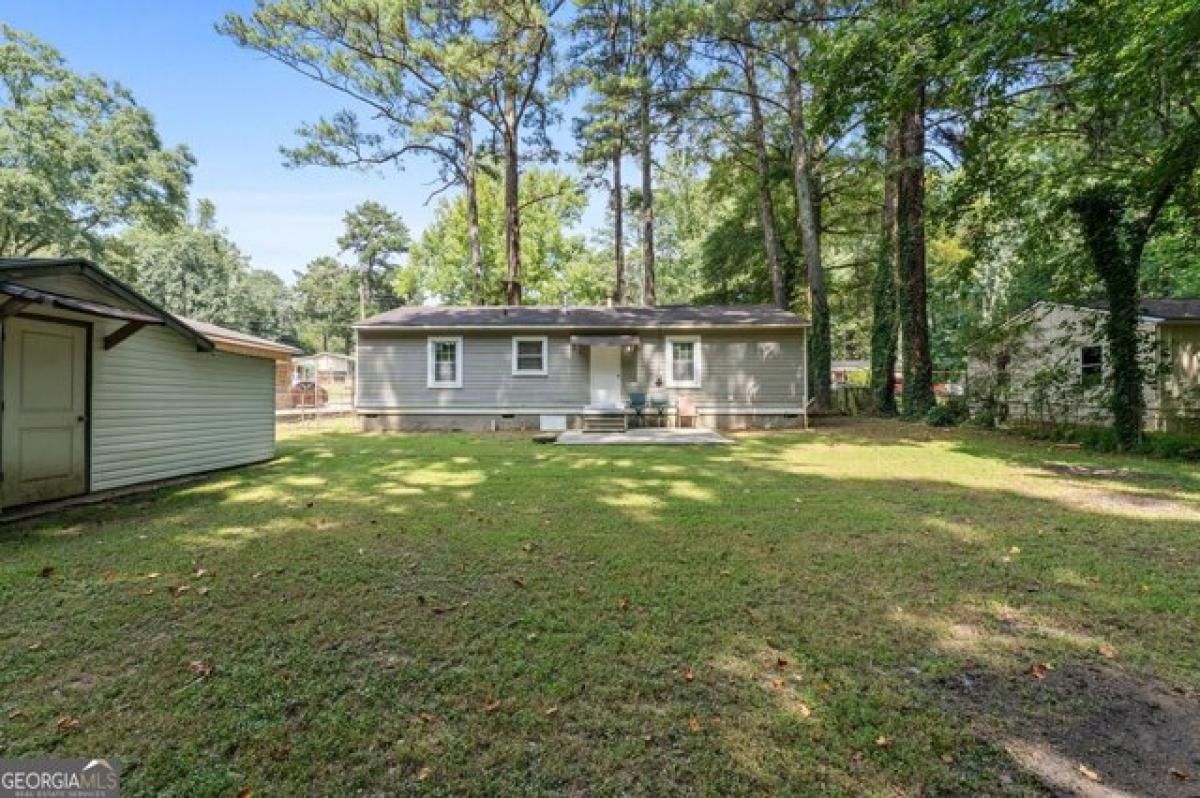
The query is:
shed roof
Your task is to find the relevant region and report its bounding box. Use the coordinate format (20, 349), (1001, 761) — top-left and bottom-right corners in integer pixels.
(181, 317), (301, 360)
(0, 258), (300, 359)
(357, 304), (808, 330)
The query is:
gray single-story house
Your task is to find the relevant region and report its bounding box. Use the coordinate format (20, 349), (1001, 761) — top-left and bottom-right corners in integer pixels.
(354, 304), (810, 431)
(0, 258), (300, 514)
(967, 299), (1200, 431)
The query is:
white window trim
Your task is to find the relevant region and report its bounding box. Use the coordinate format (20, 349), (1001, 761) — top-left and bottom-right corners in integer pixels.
(511, 335), (549, 376)
(427, 336), (463, 389)
(664, 334), (702, 388)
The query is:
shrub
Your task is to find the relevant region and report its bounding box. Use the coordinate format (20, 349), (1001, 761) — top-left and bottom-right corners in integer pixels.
(925, 398), (968, 427)
(1007, 423), (1200, 461)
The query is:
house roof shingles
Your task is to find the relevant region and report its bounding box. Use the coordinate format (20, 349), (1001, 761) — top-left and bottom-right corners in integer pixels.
(1082, 298), (1200, 321)
(356, 304), (808, 329)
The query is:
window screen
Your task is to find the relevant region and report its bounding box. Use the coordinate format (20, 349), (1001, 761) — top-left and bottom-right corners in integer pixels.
(1081, 345), (1103, 388)
(515, 339), (545, 372)
(671, 341), (696, 383)
(434, 340), (458, 383)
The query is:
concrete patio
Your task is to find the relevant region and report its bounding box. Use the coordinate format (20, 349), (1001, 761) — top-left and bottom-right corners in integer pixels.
(555, 428), (733, 445)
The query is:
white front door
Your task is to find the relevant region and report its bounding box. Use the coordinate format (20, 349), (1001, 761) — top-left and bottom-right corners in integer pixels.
(2, 317), (88, 508)
(589, 346), (623, 408)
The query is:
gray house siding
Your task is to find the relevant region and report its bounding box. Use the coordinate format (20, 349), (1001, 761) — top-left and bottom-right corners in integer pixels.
(356, 326), (808, 428)
(357, 331), (589, 410)
(630, 330), (807, 409)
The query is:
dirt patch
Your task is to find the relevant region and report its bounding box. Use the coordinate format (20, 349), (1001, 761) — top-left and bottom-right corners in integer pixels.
(939, 664), (1200, 796)
(1041, 463), (1176, 484)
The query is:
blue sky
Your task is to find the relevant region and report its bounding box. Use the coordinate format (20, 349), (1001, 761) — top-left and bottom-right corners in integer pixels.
(7, 1), (599, 282)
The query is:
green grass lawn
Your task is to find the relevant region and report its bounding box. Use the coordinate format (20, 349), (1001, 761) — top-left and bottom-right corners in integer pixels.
(2, 419), (1198, 795)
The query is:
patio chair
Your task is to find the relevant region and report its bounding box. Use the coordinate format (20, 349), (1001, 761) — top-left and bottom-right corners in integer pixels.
(648, 392), (671, 427)
(676, 396), (698, 428)
(626, 391), (647, 428)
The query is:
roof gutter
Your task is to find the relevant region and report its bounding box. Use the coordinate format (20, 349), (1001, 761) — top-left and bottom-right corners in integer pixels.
(354, 322), (810, 331)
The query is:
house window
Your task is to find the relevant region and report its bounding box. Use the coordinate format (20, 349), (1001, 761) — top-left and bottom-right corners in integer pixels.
(512, 336), (548, 376)
(1081, 345), (1103, 388)
(665, 335), (702, 388)
(427, 337), (463, 388)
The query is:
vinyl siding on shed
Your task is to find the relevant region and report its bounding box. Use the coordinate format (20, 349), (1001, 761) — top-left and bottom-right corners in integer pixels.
(13, 273), (276, 491)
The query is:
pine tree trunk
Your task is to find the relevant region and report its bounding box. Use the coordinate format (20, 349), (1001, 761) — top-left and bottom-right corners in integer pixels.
(786, 51), (829, 410)
(639, 82), (656, 306)
(896, 87), (934, 417)
(612, 146), (625, 303)
(870, 129), (900, 414)
(462, 105), (484, 305)
(503, 93), (522, 305)
(742, 48), (786, 308)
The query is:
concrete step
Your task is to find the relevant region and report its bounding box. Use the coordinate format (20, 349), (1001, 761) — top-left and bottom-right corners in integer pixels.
(582, 414), (627, 433)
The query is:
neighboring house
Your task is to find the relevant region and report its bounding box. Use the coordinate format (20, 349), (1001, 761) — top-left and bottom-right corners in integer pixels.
(0, 258), (300, 513)
(293, 351), (355, 406)
(294, 351), (355, 384)
(967, 299), (1200, 431)
(831, 359), (869, 385)
(355, 305), (810, 431)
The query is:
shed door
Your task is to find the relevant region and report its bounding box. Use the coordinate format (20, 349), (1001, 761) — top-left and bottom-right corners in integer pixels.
(2, 317), (87, 507)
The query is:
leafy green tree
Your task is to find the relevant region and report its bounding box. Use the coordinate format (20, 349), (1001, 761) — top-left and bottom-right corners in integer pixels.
(220, 2), (489, 301)
(293, 256), (358, 353)
(337, 201), (411, 318)
(0, 25), (192, 257)
(408, 167), (606, 305)
(111, 200), (246, 321)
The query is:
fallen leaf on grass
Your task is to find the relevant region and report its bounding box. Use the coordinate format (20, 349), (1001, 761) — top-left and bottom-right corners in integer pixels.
(1028, 661), (1054, 680)
(875, 736), (892, 748)
(688, 717), (701, 733)
(484, 699), (502, 713)
(56, 716), (82, 732)
(39, 566), (54, 578)
(416, 766), (431, 781)
(186, 661), (214, 678)
(1078, 763), (1101, 782)
(1169, 768), (1190, 781)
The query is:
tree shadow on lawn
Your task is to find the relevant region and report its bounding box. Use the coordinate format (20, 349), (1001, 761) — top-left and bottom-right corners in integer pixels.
(1, 427), (1199, 795)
